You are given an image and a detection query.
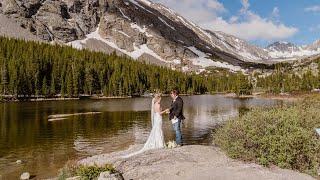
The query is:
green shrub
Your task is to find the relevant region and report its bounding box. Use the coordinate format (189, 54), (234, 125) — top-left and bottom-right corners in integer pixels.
(76, 164), (115, 180)
(214, 95), (320, 175)
(58, 162), (116, 180)
(58, 161), (78, 180)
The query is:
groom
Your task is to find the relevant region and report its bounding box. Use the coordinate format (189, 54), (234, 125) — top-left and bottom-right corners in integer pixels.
(166, 89), (185, 146)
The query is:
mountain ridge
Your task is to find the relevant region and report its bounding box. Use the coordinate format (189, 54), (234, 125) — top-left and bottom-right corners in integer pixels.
(267, 40), (320, 60)
(0, 0), (319, 72)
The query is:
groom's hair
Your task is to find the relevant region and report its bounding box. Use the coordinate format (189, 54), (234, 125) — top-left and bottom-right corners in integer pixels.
(171, 89), (179, 96)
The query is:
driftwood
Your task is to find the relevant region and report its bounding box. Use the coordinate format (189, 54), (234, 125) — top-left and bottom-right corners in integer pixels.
(48, 112), (102, 120)
(48, 118), (68, 122)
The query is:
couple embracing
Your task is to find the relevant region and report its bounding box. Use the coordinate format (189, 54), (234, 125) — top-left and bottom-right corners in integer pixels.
(123, 89), (185, 158)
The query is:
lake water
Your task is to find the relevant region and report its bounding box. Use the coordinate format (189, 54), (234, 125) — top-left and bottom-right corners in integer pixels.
(0, 95), (283, 179)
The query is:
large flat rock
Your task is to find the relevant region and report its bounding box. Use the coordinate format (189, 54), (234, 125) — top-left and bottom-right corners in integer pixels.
(79, 145), (315, 180)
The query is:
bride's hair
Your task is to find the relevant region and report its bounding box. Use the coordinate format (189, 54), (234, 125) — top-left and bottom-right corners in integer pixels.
(153, 93), (161, 103)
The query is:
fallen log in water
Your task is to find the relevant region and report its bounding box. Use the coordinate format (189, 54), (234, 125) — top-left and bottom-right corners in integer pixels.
(48, 118), (68, 122)
(48, 112), (102, 119)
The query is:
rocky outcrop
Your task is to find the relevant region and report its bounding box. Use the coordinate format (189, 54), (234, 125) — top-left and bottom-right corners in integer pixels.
(1, 0), (101, 42)
(79, 145), (315, 180)
(267, 41), (300, 53)
(0, 14), (40, 40)
(98, 0), (199, 63)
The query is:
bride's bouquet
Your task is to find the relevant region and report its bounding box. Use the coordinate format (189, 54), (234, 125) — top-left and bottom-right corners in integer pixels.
(166, 140), (177, 149)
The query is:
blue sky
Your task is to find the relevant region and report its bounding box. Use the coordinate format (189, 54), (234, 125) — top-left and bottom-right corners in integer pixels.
(153, 0), (320, 47)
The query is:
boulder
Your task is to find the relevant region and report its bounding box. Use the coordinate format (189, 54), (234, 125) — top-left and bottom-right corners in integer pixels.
(16, 160), (22, 164)
(20, 172), (30, 180)
(98, 171), (124, 180)
(66, 176), (81, 180)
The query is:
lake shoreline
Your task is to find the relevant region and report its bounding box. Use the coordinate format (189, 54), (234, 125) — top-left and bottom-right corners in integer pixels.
(0, 95), (134, 103)
(0, 93), (199, 103)
(2, 91), (318, 103)
(223, 92), (320, 101)
(76, 145), (314, 180)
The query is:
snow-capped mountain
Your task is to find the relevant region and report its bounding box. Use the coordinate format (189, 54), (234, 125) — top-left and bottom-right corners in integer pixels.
(306, 40), (320, 51)
(267, 42), (300, 53)
(0, 0), (271, 72)
(267, 41), (320, 59)
(0, 0), (319, 72)
(205, 31), (270, 62)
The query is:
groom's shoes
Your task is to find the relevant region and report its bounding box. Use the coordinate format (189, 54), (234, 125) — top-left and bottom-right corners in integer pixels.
(177, 144), (182, 147)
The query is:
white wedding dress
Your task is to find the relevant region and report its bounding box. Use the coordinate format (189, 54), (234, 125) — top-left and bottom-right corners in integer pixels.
(122, 98), (165, 158)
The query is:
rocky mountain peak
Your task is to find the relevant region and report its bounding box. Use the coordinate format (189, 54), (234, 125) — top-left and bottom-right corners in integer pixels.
(266, 41), (299, 52)
(266, 40), (320, 59)
(306, 39), (320, 51)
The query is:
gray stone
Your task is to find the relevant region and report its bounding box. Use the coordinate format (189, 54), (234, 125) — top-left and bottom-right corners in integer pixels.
(16, 160), (22, 164)
(20, 172), (30, 180)
(98, 171), (124, 180)
(66, 176), (81, 180)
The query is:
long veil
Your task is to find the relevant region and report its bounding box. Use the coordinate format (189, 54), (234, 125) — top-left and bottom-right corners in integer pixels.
(151, 97), (155, 127)
(122, 97), (156, 158)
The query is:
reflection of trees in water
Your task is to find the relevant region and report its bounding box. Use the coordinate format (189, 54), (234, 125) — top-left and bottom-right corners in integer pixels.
(237, 99), (250, 117)
(0, 108), (151, 179)
(238, 106), (251, 117)
(0, 108), (149, 153)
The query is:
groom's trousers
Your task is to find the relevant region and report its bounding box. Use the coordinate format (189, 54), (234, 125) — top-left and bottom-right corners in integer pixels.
(173, 119), (183, 145)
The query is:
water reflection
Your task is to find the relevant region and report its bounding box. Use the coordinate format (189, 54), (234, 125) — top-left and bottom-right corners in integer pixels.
(0, 95), (282, 179)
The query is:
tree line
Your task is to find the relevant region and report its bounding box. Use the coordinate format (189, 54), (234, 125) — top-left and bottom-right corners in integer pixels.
(0, 36), (254, 99)
(255, 62), (320, 94)
(1, 36), (319, 99)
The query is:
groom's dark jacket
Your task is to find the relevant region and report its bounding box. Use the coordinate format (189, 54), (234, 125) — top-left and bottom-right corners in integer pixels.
(169, 96), (185, 121)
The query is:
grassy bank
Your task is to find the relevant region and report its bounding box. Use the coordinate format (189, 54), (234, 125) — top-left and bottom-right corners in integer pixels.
(58, 162), (122, 180)
(214, 95), (320, 176)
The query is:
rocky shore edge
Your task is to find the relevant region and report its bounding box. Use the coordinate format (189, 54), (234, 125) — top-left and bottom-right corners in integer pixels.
(70, 145), (314, 180)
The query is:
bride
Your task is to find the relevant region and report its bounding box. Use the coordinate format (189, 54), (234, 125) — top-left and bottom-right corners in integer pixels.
(123, 94), (166, 158)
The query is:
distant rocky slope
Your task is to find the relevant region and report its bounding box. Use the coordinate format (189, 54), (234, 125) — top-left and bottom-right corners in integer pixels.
(0, 14), (40, 41)
(267, 41), (320, 60)
(0, 0), (319, 72)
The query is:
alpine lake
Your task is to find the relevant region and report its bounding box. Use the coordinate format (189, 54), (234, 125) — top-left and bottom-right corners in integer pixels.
(0, 95), (285, 179)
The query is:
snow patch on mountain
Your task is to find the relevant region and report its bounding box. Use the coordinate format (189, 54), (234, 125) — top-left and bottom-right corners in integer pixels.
(68, 29), (242, 71)
(158, 17), (175, 30)
(130, 23), (146, 33)
(119, 8), (131, 21)
(188, 47), (242, 72)
(130, 23), (153, 37)
(128, 0), (153, 14)
(138, 0), (152, 6)
(68, 26), (164, 61)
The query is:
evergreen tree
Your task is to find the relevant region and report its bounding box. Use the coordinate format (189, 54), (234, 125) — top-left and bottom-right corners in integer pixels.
(66, 70), (73, 98)
(0, 56), (8, 95)
(50, 74), (56, 96)
(42, 77), (48, 97)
